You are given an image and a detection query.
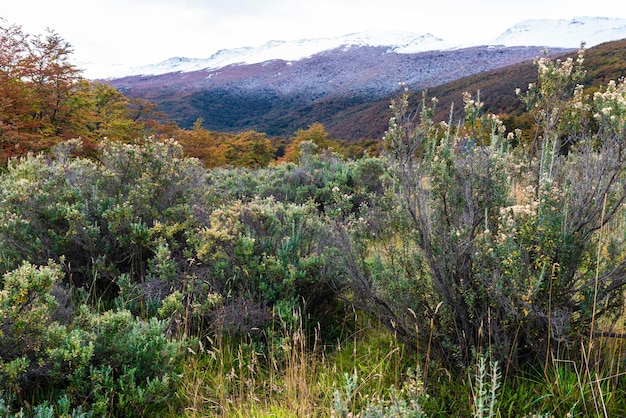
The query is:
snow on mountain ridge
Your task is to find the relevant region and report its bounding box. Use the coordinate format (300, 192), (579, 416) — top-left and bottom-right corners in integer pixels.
(495, 16), (626, 48)
(103, 17), (626, 78)
(118, 30), (449, 78)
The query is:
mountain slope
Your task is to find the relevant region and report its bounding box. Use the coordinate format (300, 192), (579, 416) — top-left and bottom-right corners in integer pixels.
(106, 17), (626, 78)
(325, 38), (626, 141)
(104, 17), (626, 139)
(109, 45), (570, 137)
(120, 30), (452, 78)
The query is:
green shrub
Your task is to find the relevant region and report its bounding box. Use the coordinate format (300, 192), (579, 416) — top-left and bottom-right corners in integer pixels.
(337, 48), (626, 370)
(73, 308), (185, 416)
(0, 261), (65, 398)
(187, 196), (342, 336)
(0, 138), (204, 284)
(332, 368), (428, 418)
(0, 259), (186, 415)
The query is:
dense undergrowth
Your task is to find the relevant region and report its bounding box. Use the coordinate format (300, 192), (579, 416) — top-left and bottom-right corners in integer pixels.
(1, 45), (626, 417)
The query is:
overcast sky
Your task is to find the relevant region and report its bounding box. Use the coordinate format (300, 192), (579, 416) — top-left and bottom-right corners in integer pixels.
(3, 0), (625, 77)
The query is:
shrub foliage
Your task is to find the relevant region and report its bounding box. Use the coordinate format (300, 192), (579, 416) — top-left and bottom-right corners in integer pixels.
(338, 49), (626, 371)
(1, 32), (625, 416)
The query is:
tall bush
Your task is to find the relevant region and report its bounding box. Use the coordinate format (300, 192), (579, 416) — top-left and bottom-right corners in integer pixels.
(339, 50), (626, 370)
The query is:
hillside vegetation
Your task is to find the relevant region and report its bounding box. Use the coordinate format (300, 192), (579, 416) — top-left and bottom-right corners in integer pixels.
(326, 38), (626, 140)
(105, 39), (626, 143)
(1, 19), (626, 417)
(108, 45), (570, 139)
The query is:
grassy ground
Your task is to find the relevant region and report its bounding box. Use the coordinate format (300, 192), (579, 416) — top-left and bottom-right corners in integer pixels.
(170, 310), (626, 417)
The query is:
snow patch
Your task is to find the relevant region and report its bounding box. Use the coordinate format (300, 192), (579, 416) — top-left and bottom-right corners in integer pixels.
(493, 16), (626, 48)
(97, 16), (626, 78)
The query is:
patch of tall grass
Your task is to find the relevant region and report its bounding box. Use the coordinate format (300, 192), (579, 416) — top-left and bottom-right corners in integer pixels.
(172, 308), (626, 417)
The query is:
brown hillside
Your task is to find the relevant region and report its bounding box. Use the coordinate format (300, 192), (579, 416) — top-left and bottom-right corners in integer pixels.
(329, 39), (626, 140)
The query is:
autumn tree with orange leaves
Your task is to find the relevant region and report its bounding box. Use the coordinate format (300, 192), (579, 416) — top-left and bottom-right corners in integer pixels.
(279, 122), (335, 162)
(0, 18), (166, 164)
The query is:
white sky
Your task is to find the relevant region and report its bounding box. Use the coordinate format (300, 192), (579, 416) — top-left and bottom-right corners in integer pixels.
(3, 0), (626, 77)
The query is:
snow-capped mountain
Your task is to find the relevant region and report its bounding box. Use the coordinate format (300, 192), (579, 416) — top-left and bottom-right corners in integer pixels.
(104, 15), (626, 140)
(495, 16), (626, 48)
(112, 31), (451, 78)
(102, 16), (626, 78)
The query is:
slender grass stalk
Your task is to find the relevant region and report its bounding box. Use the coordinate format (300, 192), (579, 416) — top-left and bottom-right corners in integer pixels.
(595, 375), (608, 418)
(583, 193), (608, 417)
(544, 262), (559, 378)
(588, 193), (608, 356)
(424, 301), (442, 382)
